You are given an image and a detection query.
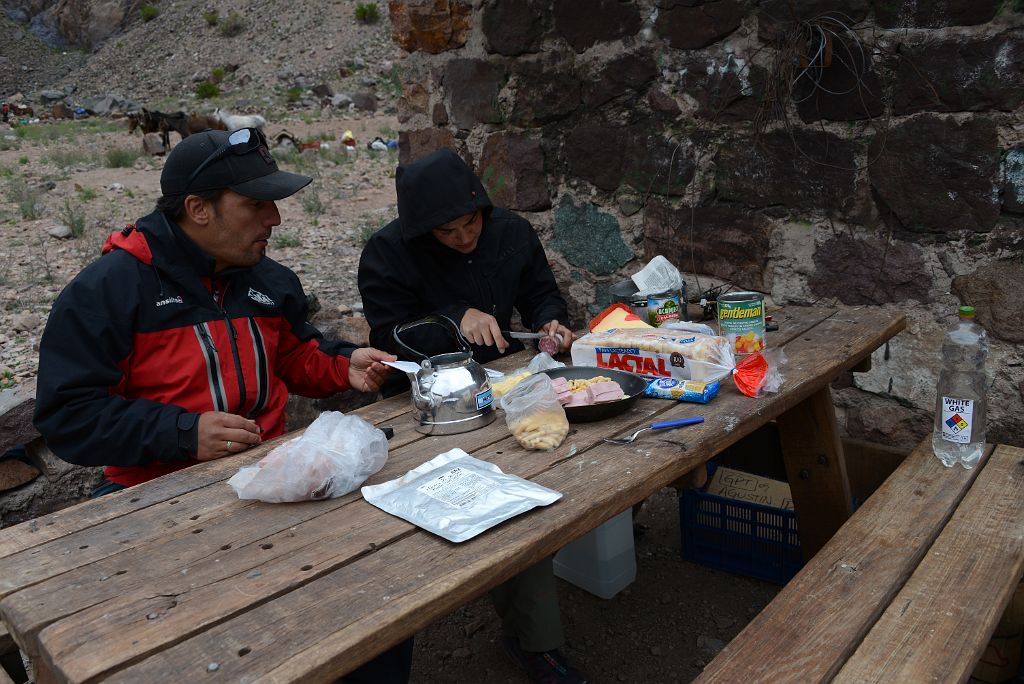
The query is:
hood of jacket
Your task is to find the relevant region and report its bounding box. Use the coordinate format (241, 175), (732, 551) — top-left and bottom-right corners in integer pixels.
(395, 148), (492, 242)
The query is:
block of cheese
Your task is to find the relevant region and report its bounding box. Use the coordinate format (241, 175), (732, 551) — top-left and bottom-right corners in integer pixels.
(588, 303), (653, 333)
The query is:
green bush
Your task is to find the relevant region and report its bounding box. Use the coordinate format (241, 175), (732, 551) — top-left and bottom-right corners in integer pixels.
(78, 186), (98, 201)
(272, 232), (302, 249)
(105, 147), (140, 168)
(140, 3), (159, 21)
(355, 3), (380, 23)
(210, 67), (226, 83)
(7, 177), (44, 220)
(195, 81), (220, 99)
(286, 87), (303, 103)
(202, 9), (219, 25)
(219, 11), (245, 37)
(59, 198), (87, 238)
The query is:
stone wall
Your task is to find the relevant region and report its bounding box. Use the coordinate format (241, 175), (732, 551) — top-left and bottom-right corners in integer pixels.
(388, 0), (1024, 451)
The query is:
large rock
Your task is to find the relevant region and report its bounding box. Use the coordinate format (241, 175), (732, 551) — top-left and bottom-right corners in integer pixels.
(510, 54), (581, 126)
(482, 0), (546, 56)
(681, 54), (765, 122)
(0, 458), (39, 492)
(0, 440), (104, 526)
(0, 379), (38, 455)
(756, 0), (869, 42)
(643, 200), (773, 291)
(951, 260), (1024, 344)
(1003, 147), (1024, 214)
(656, 0), (743, 50)
(398, 128), (459, 165)
(479, 133), (550, 212)
(892, 37), (1024, 115)
(795, 34), (883, 122)
(875, 0), (1000, 28)
(565, 122), (695, 196)
(81, 94), (126, 116)
(833, 387), (931, 450)
(868, 115), (1000, 237)
(582, 50), (658, 109)
(808, 235), (931, 305)
(389, 0), (472, 54)
(551, 196), (633, 275)
(443, 58), (506, 126)
(715, 128), (859, 215)
(54, 0), (132, 49)
(553, 0), (642, 53)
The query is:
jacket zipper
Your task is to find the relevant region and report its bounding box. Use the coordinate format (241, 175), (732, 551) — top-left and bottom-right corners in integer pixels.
(215, 282), (247, 414)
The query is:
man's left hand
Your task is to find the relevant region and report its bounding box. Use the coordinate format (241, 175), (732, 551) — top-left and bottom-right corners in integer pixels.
(539, 320), (574, 353)
(349, 347), (397, 393)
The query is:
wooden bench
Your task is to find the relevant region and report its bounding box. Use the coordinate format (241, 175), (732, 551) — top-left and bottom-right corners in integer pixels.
(696, 438), (1024, 683)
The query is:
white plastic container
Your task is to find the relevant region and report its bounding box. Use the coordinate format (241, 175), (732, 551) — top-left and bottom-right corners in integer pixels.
(553, 509), (636, 599)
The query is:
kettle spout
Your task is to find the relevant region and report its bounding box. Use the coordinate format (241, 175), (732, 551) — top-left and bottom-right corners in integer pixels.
(407, 371), (436, 412)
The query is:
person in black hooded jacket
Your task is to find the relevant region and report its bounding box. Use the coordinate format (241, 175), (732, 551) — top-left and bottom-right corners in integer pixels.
(358, 149), (587, 684)
(358, 148), (573, 377)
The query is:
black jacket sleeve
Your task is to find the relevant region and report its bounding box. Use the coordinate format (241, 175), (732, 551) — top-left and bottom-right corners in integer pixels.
(514, 224), (570, 332)
(33, 268), (194, 468)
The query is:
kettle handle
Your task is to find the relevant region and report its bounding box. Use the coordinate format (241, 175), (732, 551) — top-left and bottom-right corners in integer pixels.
(392, 314), (471, 361)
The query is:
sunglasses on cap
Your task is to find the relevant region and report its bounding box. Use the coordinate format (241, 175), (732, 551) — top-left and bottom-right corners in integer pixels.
(182, 127), (268, 194)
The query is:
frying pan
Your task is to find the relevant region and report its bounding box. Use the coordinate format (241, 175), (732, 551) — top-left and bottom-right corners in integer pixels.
(541, 367), (648, 423)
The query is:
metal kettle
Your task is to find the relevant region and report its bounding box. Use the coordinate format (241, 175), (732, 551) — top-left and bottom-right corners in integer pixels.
(392, 315), (496, 435)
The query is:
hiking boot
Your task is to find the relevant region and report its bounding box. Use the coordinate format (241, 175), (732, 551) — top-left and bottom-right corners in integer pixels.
(502, 636), (589, 684)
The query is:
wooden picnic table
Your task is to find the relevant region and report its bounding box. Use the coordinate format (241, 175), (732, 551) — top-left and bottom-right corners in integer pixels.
(0, 305), (904, 683)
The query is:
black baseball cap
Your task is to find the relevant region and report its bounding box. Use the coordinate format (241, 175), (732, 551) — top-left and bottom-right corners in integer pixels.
(160, 129), (312, 200)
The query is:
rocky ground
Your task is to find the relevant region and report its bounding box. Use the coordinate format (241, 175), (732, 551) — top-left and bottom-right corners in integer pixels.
(1, 4), (779, 683)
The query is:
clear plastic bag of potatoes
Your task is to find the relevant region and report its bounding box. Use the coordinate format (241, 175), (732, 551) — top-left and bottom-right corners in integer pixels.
(499, 374), (570, 450)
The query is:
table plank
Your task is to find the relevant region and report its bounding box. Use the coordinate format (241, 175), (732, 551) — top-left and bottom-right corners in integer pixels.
(833, 444), (1024, 684)
(694, 439), (987, 684)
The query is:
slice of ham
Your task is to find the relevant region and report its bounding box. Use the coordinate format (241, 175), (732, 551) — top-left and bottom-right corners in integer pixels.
(586, 381), (625, 404)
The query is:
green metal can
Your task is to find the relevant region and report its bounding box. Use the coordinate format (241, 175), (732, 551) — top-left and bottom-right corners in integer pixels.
(647, 290), (682, 327)
(717, 292), (766, 355)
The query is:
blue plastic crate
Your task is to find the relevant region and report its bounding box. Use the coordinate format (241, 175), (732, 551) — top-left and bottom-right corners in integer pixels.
(679, 487), (803, 585)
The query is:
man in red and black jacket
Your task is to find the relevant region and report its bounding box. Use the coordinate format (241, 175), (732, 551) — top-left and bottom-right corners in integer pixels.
(34, 127), (395, 490)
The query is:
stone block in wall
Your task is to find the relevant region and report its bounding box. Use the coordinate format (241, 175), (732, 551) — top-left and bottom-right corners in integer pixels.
(756, 0), (868, 42)
(875, 0), (999, 28)
(479, 133), (550, 212)
(551, 196), (634, 275)
(582, 50), (658, 109)
(565, 122), (694, 196)
(892, 37), (1024, 115)
(656, 0), (743, 50)
(0, 379), (38, 456)
(1003, 148), (1024, 214)
(868, 115), (1000, 237)
(642, 199), (772, 291)
(510, 55), (581, 126)
(951, 260), (1024, 344)
(715, 128), (858, 215)
(482, 0), (546, 56)
(833, 386), (931, 450)
(389, 0), (472, 54)
(682, 54), (765, 122)
(443, 58), (507, 127)
(554, 0), (642, 53)
(808, 235), (931, 305)
(794, 33), (883, 122)
(398, 128), (460, 165)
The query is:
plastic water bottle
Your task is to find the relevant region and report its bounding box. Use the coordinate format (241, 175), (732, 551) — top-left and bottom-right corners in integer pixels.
(932, 306), (989, 469)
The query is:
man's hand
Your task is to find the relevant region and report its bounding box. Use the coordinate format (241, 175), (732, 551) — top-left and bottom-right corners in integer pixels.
(196, 411), (261, 461)
(539, 319), (574, 353)
(461, 308), (508, 352)
(348, 347), (397, 393)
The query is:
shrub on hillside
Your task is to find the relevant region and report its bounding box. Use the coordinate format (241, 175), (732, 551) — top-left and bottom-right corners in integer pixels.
(202, 9), (219, 26)
(140, 4), (159, 21)
(355, 3), (380, 23)
(219, 11), (245, 37)
(195, 81), (220, 99)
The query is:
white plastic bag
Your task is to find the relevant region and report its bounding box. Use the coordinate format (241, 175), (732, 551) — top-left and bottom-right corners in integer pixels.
(500, 374), (569, 450)
(361, 448), (561, 542)
(228, 411), (388, 503)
